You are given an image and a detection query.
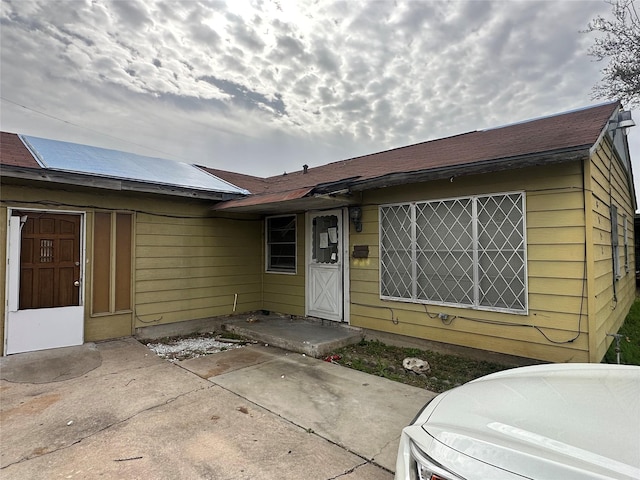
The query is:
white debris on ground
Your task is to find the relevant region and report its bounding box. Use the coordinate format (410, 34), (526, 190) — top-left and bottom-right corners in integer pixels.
(146, 335), (244, 362)
(402, 357), (431, 374)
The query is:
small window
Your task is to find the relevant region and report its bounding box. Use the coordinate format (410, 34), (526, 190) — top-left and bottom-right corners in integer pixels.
(623, 215), (629, 273)
(39, 239), (54, 263)
(611, 205), (620, 279)
(266, 215), (296, 273)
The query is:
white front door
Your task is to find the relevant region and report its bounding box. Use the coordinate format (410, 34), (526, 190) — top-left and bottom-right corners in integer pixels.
(4, 210), (85, 355)
(306, 210), (344, 322)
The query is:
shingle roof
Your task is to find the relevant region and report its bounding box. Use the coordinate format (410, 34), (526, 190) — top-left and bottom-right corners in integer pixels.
(207, 101), (619, 210)
(1, 101), (621, 210)
(197, 167), (270, 194)
(0, 132), (41, 168)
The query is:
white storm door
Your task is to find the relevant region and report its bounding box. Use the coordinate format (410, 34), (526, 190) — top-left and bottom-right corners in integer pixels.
(5, 211), (84, 355)
(306, 210), (343, 321)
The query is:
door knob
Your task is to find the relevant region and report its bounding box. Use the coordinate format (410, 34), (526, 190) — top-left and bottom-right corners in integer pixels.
(74, 280), (80, 287)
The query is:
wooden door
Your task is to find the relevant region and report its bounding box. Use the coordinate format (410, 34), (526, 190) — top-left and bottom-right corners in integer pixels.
(6, 211), (84, 354)
(18, 212), (81, 309)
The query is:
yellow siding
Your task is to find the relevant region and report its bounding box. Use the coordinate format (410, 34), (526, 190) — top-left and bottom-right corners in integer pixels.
(85, 312), (132, 341)
(134, 212), (262, 327)
(0, 184), (134, 345)
(350, 163), (595, 363)
(2, 132), (635, 364)
(0, 182), (263, 351)
(262, 213), (306, 316)
(587, 140), (636, 361)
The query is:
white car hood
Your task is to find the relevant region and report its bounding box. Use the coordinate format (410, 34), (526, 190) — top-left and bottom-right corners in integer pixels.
(421, 364), (640, 479)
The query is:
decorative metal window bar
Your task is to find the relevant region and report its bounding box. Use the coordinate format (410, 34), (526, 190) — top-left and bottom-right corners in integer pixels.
(380, 192), (527, 314)
(40, 239), (54, 263)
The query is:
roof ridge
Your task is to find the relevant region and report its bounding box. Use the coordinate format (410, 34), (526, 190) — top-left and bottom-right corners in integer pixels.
(263, 101), (620, 179)
(482, 100), (620, 132)
(264, 130), (480, 180)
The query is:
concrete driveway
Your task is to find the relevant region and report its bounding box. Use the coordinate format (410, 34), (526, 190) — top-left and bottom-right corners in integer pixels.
(0, 337), (435, 479)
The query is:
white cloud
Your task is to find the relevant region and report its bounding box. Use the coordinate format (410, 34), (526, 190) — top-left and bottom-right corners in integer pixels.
(2, 0), (637, 206)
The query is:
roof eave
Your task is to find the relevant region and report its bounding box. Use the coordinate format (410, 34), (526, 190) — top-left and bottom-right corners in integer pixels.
(348, 146), (592, 192)
(212, 186), (359, 214)
(1, 165), (244, 201)
(214, 195), (357, 215)
(211, 145), (593, 213)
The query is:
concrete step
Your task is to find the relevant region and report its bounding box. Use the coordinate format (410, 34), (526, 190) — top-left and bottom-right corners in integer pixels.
(222, 314), (364, 358)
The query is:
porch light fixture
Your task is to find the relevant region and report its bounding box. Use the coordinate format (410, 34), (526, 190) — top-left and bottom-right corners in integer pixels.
(609, 110), (636, 136)
(349, 206), (363, 232)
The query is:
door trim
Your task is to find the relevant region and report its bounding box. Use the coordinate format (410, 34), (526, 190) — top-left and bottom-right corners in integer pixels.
(341, 209), (350, 324)
(305, 208), (350, 323)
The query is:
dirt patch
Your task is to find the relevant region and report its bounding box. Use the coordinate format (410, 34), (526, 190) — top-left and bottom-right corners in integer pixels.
(330, 339), (513, 393)
(0, 393), (62, 421)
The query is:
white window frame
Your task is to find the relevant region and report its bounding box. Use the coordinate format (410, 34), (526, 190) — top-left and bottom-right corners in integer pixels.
(379, 192), (528, 314)
(265, 214), (297, 274)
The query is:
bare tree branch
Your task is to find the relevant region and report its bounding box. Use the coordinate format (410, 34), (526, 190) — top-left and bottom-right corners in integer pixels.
(585, 0), (640, 108)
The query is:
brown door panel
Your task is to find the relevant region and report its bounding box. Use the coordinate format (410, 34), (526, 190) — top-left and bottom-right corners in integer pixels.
(17, 212), (81, 310)
(37, 268), (55, 307)
(19, 268), (34, 309)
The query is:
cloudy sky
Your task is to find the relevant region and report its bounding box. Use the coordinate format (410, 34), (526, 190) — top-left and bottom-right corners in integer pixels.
(1, 0), (638, 200)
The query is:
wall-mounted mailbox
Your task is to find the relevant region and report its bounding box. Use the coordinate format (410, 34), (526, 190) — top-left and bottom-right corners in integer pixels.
(353, 245), (369, 258)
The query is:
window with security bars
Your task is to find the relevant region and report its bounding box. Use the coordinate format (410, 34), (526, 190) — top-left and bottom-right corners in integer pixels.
(380, 192), (527, 313)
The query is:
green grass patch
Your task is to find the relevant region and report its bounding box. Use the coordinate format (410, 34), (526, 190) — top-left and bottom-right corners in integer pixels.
(604, 297), (640, 365)
(333, 339), (511, 393)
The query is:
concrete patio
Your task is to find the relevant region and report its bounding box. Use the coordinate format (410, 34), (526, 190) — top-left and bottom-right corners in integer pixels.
(0, 337), (435, 479)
